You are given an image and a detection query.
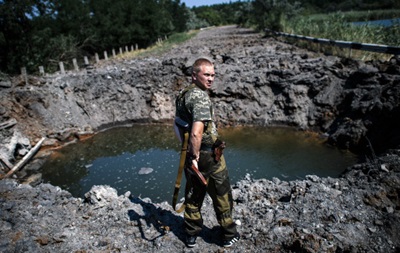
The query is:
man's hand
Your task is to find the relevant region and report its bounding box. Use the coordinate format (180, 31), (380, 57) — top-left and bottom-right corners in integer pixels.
(190, 160), (207, 186)
(187, 121), (207, 186)
(192, 159), (199, 169)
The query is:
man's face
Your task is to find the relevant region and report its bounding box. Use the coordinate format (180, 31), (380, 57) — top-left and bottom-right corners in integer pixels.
(193, 64), (215, 90)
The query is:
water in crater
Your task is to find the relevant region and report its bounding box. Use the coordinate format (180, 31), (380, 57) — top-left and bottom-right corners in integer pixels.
(40, 125), (358, 202)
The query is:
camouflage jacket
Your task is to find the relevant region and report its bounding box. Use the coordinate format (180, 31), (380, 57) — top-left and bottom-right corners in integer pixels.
(175, 83), (218, 146)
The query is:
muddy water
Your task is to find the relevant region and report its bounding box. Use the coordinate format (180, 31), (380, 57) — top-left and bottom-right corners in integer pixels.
(40, 125), (357, 202)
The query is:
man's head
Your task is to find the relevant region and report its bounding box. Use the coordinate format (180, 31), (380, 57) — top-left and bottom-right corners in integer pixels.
(192, 58), (215, 90)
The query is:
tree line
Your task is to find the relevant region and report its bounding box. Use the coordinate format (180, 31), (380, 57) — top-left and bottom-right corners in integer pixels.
(194, 0), (400, 31)
(1, 0), (399, 75)
(0, 0), (189, 74)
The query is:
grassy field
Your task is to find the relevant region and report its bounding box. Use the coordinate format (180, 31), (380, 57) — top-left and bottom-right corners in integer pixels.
(280, 9), (400, 60)
(307, 9), (400, 22)
(119, 30), (199, 59)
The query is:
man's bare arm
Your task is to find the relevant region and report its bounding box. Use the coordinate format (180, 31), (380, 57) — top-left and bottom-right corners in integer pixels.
(189, 121), (204, 162)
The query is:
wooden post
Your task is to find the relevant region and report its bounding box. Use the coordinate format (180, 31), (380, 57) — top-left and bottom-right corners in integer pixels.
(59, 62), (65, 75)
(104, 51), (108, 60)
(125, 46), (129, 52)
(84, 56), (89, 65)
(119, 47), (123, 55)
(135, 43), (138, 50)
(21, 67), (28, 85)
(95, 53), (99, 63)
(73, 58), (79, 71)
(112, 49), (116, 57)
(39, 66), (45, 76)
(131, 45), (134, 51)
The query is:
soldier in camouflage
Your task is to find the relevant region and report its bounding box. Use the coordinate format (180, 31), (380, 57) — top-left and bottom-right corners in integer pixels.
(175, 58), (240, 248)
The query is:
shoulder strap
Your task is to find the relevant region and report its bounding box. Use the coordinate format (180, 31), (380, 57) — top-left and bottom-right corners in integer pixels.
(172, 131), (189, 213)
(175, 83), (197, 124)
(176, 83), (197, 102)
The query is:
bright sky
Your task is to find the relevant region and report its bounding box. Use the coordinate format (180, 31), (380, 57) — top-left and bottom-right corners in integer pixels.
(182, 0), (239, 7)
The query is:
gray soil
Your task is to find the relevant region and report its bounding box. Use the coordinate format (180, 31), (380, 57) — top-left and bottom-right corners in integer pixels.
(0, 26), (399, 252)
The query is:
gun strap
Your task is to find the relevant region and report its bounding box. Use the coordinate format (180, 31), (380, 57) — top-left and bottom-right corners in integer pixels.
(172, 131), (189, 213)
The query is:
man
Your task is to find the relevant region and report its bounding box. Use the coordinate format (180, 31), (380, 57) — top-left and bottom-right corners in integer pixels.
(175, 58), (240, 248)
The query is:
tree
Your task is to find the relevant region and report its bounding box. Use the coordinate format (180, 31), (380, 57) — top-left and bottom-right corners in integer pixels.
(251, 0), (302, 31)
(186, 9), (209, 30)
(192, 6), (223, 26)
(0, 0), (36, 73)
(38, 0), (93, 70)
(0, 0), (190, 74)
(161, 0), (189, 33)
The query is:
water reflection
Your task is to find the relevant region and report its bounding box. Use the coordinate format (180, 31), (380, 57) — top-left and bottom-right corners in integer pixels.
(220, 127), (356, 180)
(40, 125), (357, 202)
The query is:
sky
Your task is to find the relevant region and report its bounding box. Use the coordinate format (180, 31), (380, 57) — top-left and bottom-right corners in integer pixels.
(182, 0), (239, 8)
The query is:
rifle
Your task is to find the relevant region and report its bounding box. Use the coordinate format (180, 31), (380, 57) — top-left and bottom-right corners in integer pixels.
(172, 118), (207, 213)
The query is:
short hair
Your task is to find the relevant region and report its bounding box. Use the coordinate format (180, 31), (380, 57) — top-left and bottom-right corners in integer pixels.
(192, 58), (213, 74)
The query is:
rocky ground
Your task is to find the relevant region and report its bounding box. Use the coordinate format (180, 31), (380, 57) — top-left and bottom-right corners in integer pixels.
(0, 26), (400, 252)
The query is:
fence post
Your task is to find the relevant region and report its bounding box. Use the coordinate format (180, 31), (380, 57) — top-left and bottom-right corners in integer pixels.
(112, 49), (116, 57)
(95, 53), (99, 63)
(21, 67), (28, 85)
(131, 45), (134, 51)
(39, 66), (45, 76)
(125, 46), (129, 52)
(59, 62), (65, 75)
(119, 47), (123, 55)
(104, 51), (108, 60)
(72, 58), (79, 71)
(135, 44), (138, 50)
(84, 56), (89, 66)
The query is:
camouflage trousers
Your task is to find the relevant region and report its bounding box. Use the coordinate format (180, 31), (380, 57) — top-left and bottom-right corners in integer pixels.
(184, 150), (237, 240)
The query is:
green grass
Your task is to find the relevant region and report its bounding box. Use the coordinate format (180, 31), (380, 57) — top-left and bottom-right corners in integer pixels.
(280, 9), (400, 60)
(284, 11), (400, 45)
(309, 9), (400, 22)
(119, 30), (199, 59)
